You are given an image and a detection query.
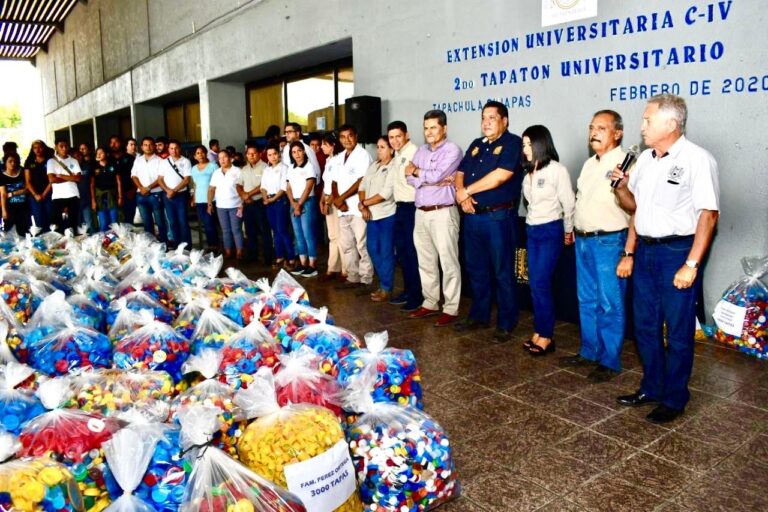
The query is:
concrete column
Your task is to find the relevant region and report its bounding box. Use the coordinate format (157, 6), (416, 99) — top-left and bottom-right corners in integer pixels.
(131, 103), (165, 139)
(199, 80), (247, 150)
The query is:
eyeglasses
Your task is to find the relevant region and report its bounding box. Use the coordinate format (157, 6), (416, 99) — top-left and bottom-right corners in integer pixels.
(284, 129), (296, 134)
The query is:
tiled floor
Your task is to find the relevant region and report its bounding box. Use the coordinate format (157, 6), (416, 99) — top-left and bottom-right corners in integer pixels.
(238, 261), (768, 512)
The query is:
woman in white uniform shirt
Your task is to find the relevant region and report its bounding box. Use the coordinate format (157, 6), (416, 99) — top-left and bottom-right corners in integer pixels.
(521, 125), (575, 356)
(208, 150), (244, 259)
(260, 142), (296, 269)
(319, 133), (346, 280)
(286, 141), (318, 277)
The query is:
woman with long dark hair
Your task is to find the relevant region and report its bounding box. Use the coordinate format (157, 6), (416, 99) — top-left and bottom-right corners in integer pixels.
(190, 144), (220, 251)
(1, 153), (31, 235)
(90, 147), (122, 231)
(521, 125), (575, 356)
(286, 141), (318, 277)
(319, 133), (346, 280)
(24, 139), (53, 231)
(260, 142), (296, 269)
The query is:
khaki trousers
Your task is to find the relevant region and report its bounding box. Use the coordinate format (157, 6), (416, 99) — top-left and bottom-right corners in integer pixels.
(325, 207), (345, 274)
(339, 215), (373, 284)
(413, 206), (461, 315)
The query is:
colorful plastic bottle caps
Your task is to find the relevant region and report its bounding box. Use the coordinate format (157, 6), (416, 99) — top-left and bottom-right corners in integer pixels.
(18, 410), (123, 512)
(715, 291), (767, 360)
(0, 458), (85, 512)
(218, 323), (282, 390)
(237, 404), (362, 512)
(181, 447), (306, 512)
(67, 298), (106, 334)
(26, 327), (113, 377)
(106, 293), (174, 332)
(0, 383), (46, 435)
(0, 276), (34, 324)
(69, 369), (173, 421)
(269, 305), (328, 350)
(187, 309), (242, 355)
(220, 293), (266, 327)
(290, 325), (362, 377)
(112, 321), (191, 385)
(347, 404), (460, 511)
(119, 283), (177, 315)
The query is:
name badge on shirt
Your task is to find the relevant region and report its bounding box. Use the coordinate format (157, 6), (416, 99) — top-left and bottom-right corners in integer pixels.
(471, 147), (480, 157)
(493, 146), (503, 155)
(667, 165), (684, 185)
(604, 169), (613, 179)
(537, 178), (545, 188)
(400, 157), (407, 165)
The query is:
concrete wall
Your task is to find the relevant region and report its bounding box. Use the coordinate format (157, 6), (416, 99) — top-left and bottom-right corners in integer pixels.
(37, 0), (768, 316)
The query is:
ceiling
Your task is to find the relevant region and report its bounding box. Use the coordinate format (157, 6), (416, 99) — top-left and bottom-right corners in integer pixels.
(0, 0), (78, 60)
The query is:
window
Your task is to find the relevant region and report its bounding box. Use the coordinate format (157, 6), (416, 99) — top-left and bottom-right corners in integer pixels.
(164, 101), (201, 143)
(246, 60), (353, 139)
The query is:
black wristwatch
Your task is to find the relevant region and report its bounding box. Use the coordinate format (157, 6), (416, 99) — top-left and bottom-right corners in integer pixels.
(621, 250), (634, 258)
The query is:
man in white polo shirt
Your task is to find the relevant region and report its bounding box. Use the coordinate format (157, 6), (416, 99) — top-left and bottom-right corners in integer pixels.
(331, 124), (373, 289)
(46, 138), (82, 233)
(612, 94), (719, 424)
(131, 136), (167, 243)
(158, 139), (192, 248)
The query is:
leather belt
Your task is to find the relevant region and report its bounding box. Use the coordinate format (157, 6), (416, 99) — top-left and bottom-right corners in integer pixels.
(418, 204), (453, 212)
(638, 234), (694, 245)
(575, 228), (627, 238)
(474, 202), (516, 214)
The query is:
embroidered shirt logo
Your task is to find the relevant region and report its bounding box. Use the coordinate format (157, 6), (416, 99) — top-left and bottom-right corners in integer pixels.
(667, 165), (684, 184)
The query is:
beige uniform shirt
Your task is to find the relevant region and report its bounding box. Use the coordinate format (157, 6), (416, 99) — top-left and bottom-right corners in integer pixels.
(574, 146), (630, 232)
(237, 160), (267, 200)
(359, 160), (396, 220)
(391, 141), (418, 203)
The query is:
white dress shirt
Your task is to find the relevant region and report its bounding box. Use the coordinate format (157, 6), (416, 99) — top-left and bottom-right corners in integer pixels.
(261, 163), (288, 196)
(209, 166), (242, 209)
(159, 156), (192, 192)
(131, 154), (163, 193)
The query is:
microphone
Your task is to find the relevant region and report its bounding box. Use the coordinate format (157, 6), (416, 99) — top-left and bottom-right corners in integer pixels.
(610, 145), (639, 189)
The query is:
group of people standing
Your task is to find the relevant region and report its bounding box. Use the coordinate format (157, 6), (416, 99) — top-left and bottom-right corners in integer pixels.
(0, 92), (719, 424)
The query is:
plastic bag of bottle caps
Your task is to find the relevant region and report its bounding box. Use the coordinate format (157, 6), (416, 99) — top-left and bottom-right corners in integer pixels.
(218, 320), (282, 390)
(0, 458), (85, 512)
(291, 324), (362, 376)
(713, 256), (768, 359)
(235, 368), (362, 512)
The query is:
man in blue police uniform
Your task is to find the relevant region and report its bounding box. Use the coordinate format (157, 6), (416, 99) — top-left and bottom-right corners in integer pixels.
(454, 100), (524, 343)
(612, 94), (719, 424)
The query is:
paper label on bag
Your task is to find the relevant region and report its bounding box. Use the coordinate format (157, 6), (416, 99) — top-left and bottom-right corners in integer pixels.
(283, 439), (355, 512)
(713, 300), (747, 337)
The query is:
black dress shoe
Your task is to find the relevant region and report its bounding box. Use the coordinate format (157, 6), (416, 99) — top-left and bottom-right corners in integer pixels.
(559, 354), (595, 368)
(646, 405), (684, 424)
(587, 365), (620, 383)
(616, 391), (658, 407)
(492, 328), (514, 344)
(454, 318), (490, 332)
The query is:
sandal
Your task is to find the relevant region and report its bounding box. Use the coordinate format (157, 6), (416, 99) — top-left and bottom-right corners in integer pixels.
(528, 339), (556, 356)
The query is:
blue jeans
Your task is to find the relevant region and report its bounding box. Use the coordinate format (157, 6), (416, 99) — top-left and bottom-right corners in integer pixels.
(266, 197), (295, 260)
(243, 201), (274, 263)
(122, 195), (137, 225)
(80, 206), (94, 233)
(634, 236), (698, 411)
(95, 192), (119, 232)
(394, 202), (422, 308)
(163, 192), (192, 248)
(576, 231), (628, 371)
(290, 196), (317, 259)
(217, 207), (244, 252)
(527, 220), (564, 338)
(367, 215), (396, 291)
(196, 203), (219, 248)
(29, 195), (53, 232)
(136, 193), (167, 243)
(464, 209), (519, 330)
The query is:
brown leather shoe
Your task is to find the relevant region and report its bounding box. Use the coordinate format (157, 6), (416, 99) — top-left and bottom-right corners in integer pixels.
(407, 307), (439, 319)
(434, 313), (458, 327)
(370, 289), (391, 302)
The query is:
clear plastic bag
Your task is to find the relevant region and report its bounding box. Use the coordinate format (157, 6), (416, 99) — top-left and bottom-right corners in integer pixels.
(67, 288), (106, 334)
(220, 290), (267, 327)
(235, 368), (362, 512)
(270, 269), (310, 308)
(269, 304), (328, 349)
(291, 324), (362, 375)
(0, 362), (46, 434)
(205, 267), (259, 298)
(0, 457), (85, 512)
(101, 425), (159, 512)
(160, 244), (193, 276)
(106, 290), (174, 334)
(218, 320), (282, 390)
(188, 307), (242, 354)
(274, 347), (343, 417)
(117, 271), (180, 314)
(18, 378), (124, 512)
(1, 296), (29, 363)
(0, 269), (35, 324)
(343, 371), (459, 511)
(0, 425), (20, 462)
(113, 319), (191, 385)
(172, 350), (246, 457)
(174, 296), (212, 340)
(67, 368), (173, 422)
(102, 422), (189, 512)
(713, 256), (768, 359)
(181, 446), (306, 512)
(337, 330), (423, 410)
(181, 251), (223, 287)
